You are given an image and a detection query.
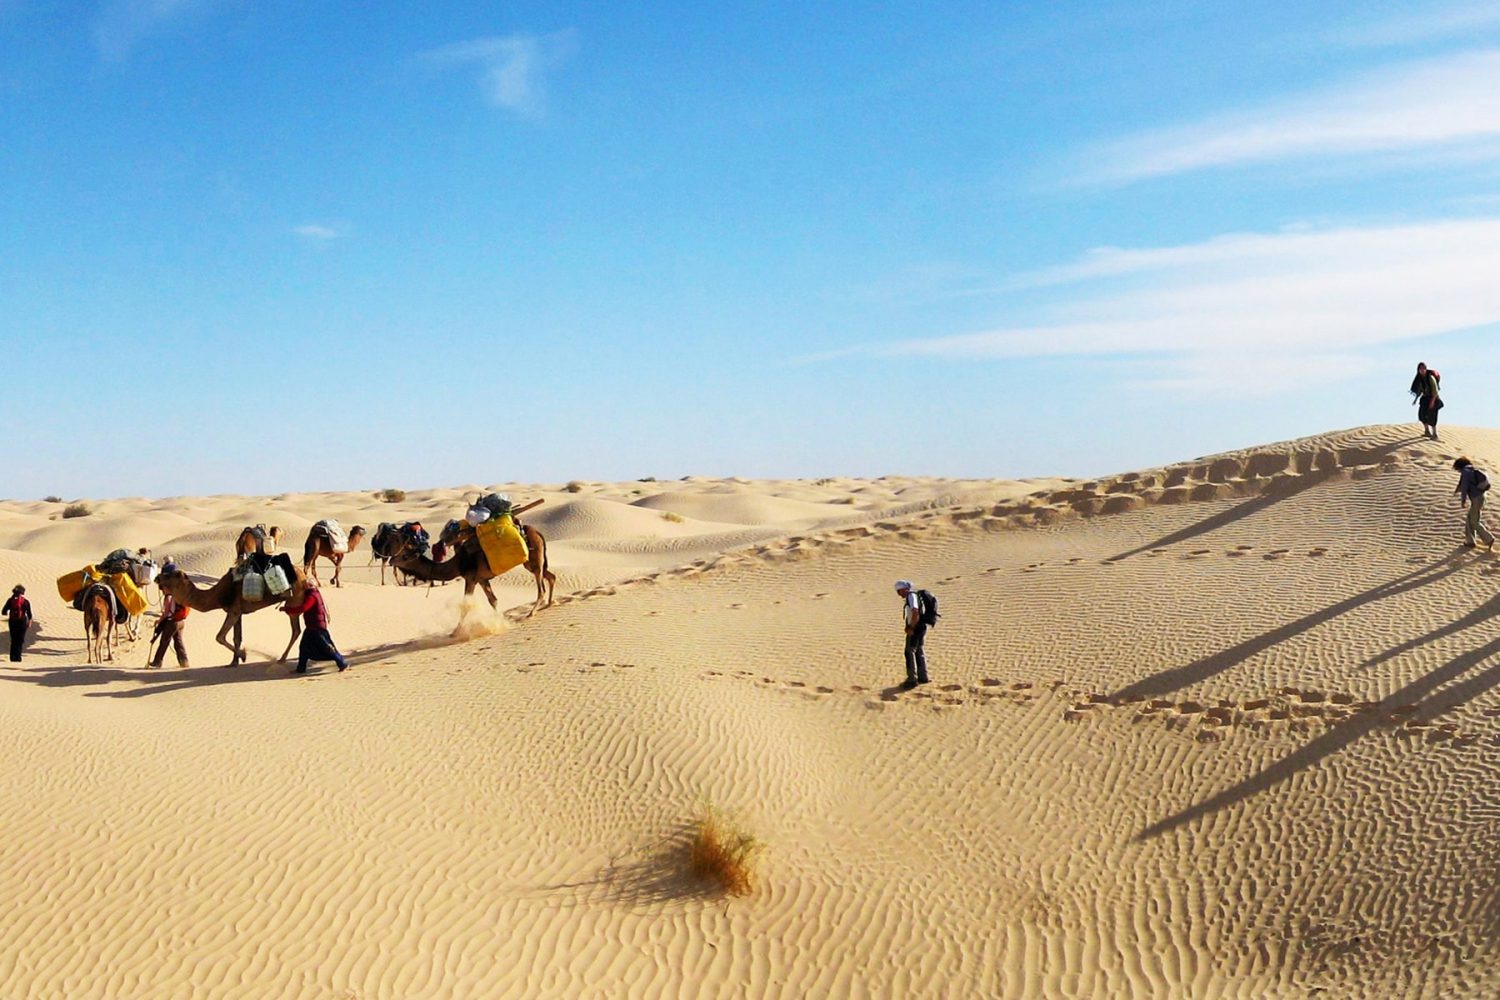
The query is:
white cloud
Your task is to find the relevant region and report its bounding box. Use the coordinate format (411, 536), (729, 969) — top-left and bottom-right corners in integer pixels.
(418, 31), (577, 117)
(292, 224), (340, 241)
(92, 0), (221, 62)
(853, 218), (1500, 394)
(1335, 3), (1500, 49)
(1088, 48), (1500, 184)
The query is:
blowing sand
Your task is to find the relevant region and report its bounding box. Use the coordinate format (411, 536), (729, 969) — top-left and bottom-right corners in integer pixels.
(1, 426), (1498, 997)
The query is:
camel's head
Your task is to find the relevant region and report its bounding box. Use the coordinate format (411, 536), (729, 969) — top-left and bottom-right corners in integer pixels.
(155, 565), (187, 594)
(269, 526), (284, 542)
(349, 525), (366, 549)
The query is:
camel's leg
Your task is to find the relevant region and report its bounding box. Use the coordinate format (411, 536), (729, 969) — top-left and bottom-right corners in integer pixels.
(331, 554), (342, 588)
(216, 614), (243, 666)
(480, 579), (498, 610)
(279, 617), (301, 665)
(105, 616), (116, 662)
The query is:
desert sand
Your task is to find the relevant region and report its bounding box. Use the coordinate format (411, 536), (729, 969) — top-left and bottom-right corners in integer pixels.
(1, 424), (1498, 998)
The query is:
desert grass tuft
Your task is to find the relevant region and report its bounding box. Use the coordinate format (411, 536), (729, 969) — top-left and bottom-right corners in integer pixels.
(43, 495), (62, 503)
(62, 502), (92, 519)
(661, 511), (685, 523)
(688, 804), (763, 897)
(564, 480), (585, 493)
(377, 488), (406, 503)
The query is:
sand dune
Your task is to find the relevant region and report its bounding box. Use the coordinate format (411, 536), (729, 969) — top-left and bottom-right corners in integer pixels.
(1, 425), (1498, 997)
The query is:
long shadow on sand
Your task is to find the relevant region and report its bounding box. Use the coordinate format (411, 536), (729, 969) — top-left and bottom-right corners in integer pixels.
(1138, 629), (1500, 841)
(0, 660), (308, 697)
(1109, 553), (1471, 703)
(528, 826), (724, 911)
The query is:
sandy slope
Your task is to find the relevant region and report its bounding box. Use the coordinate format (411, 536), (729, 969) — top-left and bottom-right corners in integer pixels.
(1, 428), (1498, 997)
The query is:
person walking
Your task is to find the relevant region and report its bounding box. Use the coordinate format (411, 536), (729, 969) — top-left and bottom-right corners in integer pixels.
(280, 583), (348, 674)
(895, 580), (930, 689)
(148, 578), (190, 669)
(1454, 458), (1495, 550)
(1411, 363), (1443, 440)
(2, 585), (33, 662)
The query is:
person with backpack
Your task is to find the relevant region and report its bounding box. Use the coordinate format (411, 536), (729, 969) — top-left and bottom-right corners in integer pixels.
(1411, 363), (1443, 440)
(3, 585), (33, 662)
(1454, 458), (1495, 550)
(895, 580), (935, 688)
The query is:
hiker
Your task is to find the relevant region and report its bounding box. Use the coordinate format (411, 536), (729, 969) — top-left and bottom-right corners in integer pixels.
(281, 583), (348, 674)
(1411, 363), (1442, 440)
(148, 575), (190, 669)
(3, 585), (33, 662)
(895, 580), (931, 688)
(1454, 458), (1495, 550)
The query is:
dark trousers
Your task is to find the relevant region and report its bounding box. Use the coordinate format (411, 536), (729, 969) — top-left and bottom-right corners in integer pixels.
(8, 621), (24, 662)
(904, 624), (929, 683)
(298, 628), (347, 672)
(150, 620), (188, 667)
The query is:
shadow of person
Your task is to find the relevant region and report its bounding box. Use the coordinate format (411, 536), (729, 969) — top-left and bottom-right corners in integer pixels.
(1111, 553), (1469, 703)
(1138, 631), (1500, 841)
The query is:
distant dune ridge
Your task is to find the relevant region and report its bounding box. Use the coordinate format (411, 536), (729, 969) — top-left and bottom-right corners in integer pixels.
(1, 424), (1498, 997)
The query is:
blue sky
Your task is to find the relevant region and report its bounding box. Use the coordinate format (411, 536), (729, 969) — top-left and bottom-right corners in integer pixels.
(5, 1), (1500, 497)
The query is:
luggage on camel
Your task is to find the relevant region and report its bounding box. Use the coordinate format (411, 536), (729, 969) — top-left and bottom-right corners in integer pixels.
(315, 519), (350, 554)
(56, 564), (147, 617)
(263, 563), (291, 596)
(103, 571), (148, 618)
(475, 513), (528, 576)
(57, 565), (99, 603)
(242, 570), (266, 602)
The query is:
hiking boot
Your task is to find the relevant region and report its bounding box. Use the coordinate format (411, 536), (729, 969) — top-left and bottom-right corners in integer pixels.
(294, 665), (308, 674)
(899, 679), (918, 690)
(917, 677), (931, 685)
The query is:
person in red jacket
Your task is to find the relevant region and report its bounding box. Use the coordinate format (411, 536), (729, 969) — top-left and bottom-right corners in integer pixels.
(3, 585), (33, 662)
(281, 584), (348, 674)
(149, 575), (191, 669)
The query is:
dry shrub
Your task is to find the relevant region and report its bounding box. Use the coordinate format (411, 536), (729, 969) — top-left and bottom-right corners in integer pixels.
(661, 511), (684, 523)
(377, 488), (406, 503)
(564, 481), (585, 493)
(688, 804), (763, 897)
(62, 503), (92, 519)
(43, 495), (62, 503)
(638, 476), (657, 482)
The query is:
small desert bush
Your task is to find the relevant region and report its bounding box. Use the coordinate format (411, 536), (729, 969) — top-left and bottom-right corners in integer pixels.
(688, 804), (763, 897)
(43, 495), (62, 503)
(661, 511), (684, 523)
(62, 503), (92, 519)
(638, 476), (657, 483)
(377, 488), (406, 503)
(564, 481), (585, 493)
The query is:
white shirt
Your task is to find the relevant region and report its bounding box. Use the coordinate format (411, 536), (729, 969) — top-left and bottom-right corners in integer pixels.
(902, 590), (921, 627)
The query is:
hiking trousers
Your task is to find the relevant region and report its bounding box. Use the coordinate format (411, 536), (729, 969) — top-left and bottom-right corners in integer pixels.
(8, 621), (24, 662)
(904, 624), (929, 684)
(1468, 494), (1496, 547)
(150, 620), (188, 668)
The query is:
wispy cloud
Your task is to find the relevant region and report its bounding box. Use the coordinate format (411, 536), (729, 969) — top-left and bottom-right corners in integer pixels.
(831, 218), (1500, 394)
(1335, 3), (1500, 49)
(92, 0), (222, 62)
(292, 224), (341, 241)
(1087, 48), (1500, 184)
(418, 30), (577, 118)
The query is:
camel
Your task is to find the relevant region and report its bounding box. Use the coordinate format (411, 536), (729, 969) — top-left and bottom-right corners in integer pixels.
(303, 523), (365, 588)
(370, 522), (413, 586)
(156, 565), (305, 666)
(393, 521), (555, 631)
(235, 524), (283, 563)
(80, 583), (115, 664)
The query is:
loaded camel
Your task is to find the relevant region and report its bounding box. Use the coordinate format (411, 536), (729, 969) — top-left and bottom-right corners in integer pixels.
(156, 565), (306, 666)
(303, 523), (365, 588)
(234, 524), (284, 563)
(370, 522), (421, 586)
(392, 501), (555, 631)
(80, 583), (115, 664)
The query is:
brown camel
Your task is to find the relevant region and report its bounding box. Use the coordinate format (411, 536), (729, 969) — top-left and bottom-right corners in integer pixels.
(303, 523), (365, 588)
(80, 583), (115, 664)
(156, 565), (304, 666)
(235, 524), (284, 563)
(393, 521), (555, 631)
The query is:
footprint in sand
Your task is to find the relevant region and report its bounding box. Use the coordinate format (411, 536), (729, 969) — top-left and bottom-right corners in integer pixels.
(978, 678), (1002, 687)
(1264, 549), (1290, 560)
(1308, 548), (1329, 557)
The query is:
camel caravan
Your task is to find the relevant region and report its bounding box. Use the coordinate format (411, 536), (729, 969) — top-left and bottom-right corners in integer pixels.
(54, 496), (554, 669)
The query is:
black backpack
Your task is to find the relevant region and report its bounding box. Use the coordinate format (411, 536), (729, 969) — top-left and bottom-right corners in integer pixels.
(917, 589), (940, 628)
(1475, 469), (1491, 494)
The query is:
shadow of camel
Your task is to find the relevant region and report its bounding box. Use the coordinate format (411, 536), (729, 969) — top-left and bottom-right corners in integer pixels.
(1139, 631), (1500, 841)
(1110, 553), (1471, 703)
